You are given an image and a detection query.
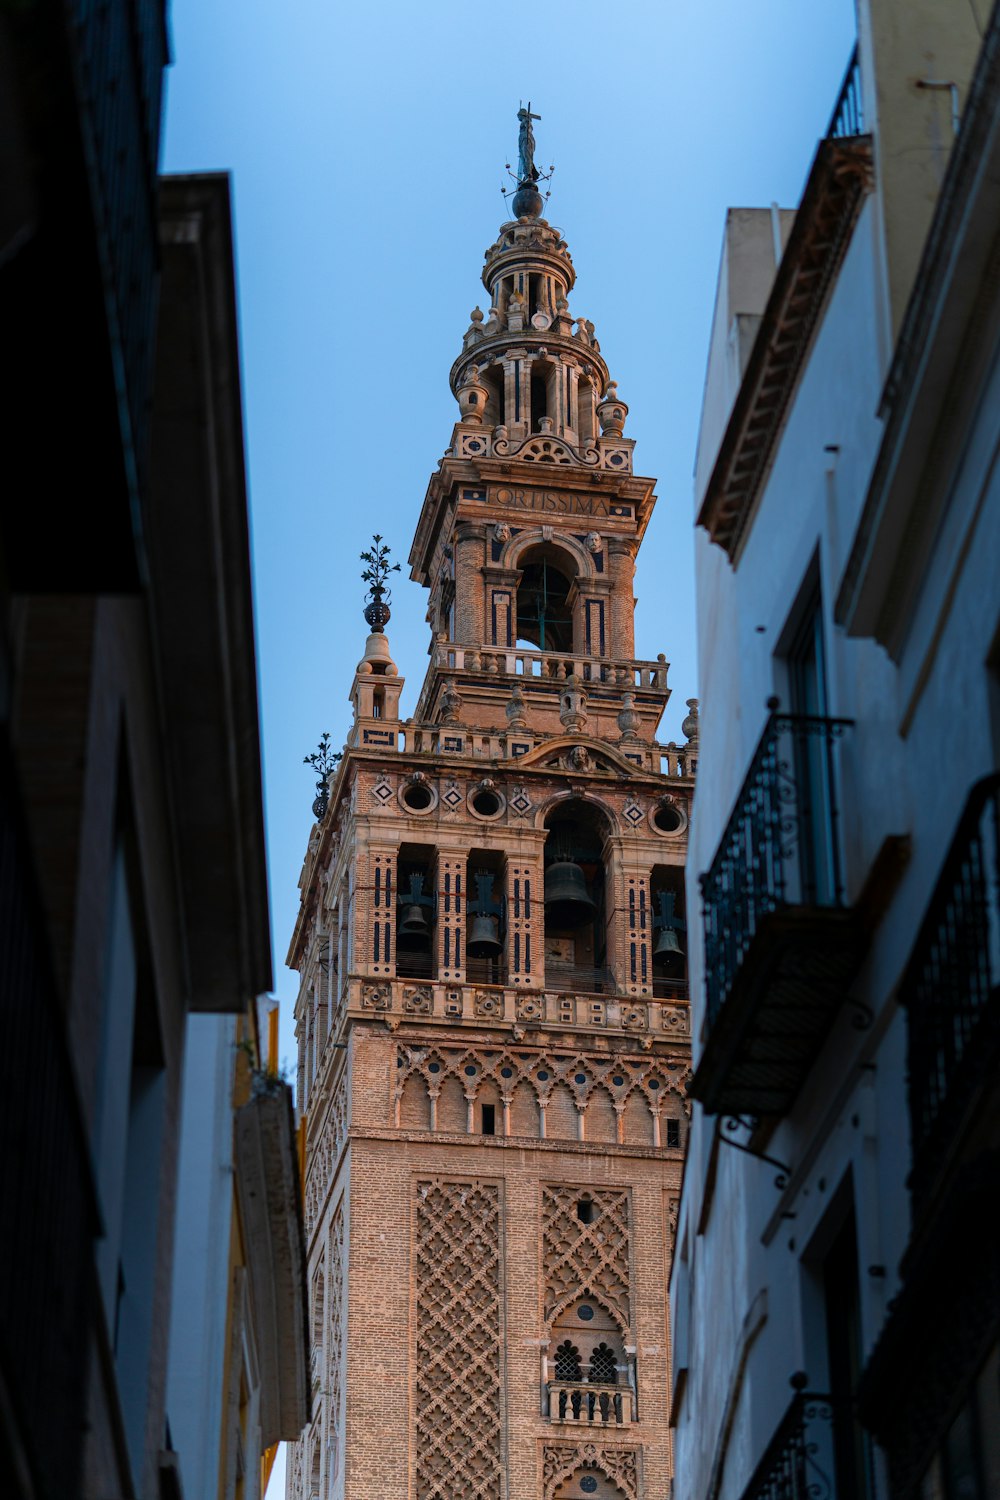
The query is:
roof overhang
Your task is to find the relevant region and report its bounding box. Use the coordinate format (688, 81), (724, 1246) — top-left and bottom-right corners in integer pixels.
(147, 174), (272, 1011)
(697, 136), (874, 564)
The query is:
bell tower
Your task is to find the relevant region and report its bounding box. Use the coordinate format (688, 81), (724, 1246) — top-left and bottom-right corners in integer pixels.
(287, 110), (697, 1500)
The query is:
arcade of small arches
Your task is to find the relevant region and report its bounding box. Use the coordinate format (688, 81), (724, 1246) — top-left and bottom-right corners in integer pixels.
(394, 1043), (690, 1149)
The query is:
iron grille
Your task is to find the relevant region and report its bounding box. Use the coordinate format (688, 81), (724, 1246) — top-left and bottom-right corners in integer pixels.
(739, 1389), (835, 1500)
(700, 710), (852, 1031)
(827, 43), (864, 138)
(903, 773), (1000, 1205)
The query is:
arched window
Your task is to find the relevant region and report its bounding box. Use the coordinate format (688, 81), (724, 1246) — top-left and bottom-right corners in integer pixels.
(515, 544), (575, 652)
(543, 799), (611, 994)
(588, 1343), (618, 1384)
(554, 1340), (582, 1381)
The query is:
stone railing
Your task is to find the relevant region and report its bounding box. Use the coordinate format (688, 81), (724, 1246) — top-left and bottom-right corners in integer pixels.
(348, 976), (690, 1040)
(430, 644), (669, 690)
(548, 1382), (634, 1427)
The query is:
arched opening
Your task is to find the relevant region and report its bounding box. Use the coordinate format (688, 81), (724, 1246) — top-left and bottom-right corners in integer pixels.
(552, 1467), (629, 1499)
(577, 375), (597, 445)
(397, 844), (436, 980)
(481, 363), (504, 427)
(399, 1072), (432, 1130)
(466, 850), (505, 987)
(547, 1295), (630, 1426)
(516, 544), (576, 652)
(543, 800), (610, 994)
(476, 1078), (501, 1136)
(650, 864), (687, 999)
(530, 367), (549, 430)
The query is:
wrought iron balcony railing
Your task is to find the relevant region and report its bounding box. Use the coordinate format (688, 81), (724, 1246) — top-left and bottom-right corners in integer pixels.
(903, 773), (1000, 1208)
(692, 709), (862, 1116)
(739, 1388), (835, 1500)
(548, 1381), (634, 1427)
(827, 43), (864, 139)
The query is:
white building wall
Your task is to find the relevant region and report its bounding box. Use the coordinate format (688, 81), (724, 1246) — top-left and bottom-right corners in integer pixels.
(673, 8), (1000, 1497)
(166, 1013), (238, 1500)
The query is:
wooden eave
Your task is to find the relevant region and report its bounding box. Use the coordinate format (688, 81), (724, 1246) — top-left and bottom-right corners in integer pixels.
(697, 136), (874, 563)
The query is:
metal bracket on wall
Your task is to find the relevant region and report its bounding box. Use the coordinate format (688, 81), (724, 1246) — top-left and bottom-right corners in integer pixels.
(718, 1116), (792, 1190)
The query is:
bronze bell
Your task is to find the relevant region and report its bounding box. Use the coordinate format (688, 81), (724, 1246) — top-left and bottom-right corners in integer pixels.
(467, 913), (502, 959)
(544, 859), (596, 928)
(397, 903), (431, 950)
(653, 924), (684, 972)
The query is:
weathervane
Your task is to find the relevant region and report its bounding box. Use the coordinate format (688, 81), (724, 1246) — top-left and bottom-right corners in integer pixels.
(360, 533), (401, 632)
(502, 101), (554, 217)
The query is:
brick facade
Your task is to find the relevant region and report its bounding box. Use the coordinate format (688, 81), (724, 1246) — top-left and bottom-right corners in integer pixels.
(287, 120), (695, 1500)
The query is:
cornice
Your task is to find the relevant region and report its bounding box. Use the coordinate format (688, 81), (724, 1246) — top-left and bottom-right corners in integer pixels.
(697, 135), (874, 563)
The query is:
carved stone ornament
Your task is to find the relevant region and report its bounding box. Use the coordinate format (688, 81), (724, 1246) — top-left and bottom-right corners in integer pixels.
(361, 983), (392, 1011)
(403, 986), (433, 1015)
(621, 1004), (648, 1031)
(475, 990), (504, 1018)
(505, 681), (528, 730)
(444, 989), (464, 1017)
(493, 520), (511, 543)
(617, 691), (641, 743)
(585, 530), (603, 553)
(516, 995), (544, 1022)
(542, 1445), (639, 1500)
(559, 673), (589, 734)
(439, 681), (463, 724)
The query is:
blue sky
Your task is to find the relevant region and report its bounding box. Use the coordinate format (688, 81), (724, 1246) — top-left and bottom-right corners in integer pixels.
(163, 0), (855, 1098)
(162, 2), (856, 1488)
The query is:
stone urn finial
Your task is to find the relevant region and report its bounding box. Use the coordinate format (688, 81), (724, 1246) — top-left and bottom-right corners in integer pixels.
(681, 697), (700, 742)
(457, 364), (489, 425)
(617, 691), (640, 743)
(505, 681), (528, 731)
(559, 672), (589, 733)
(597, 381), (628, 438)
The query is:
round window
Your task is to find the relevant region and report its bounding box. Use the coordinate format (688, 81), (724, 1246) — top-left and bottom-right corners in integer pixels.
(653, 801), (682, 833)
(403, 782), (433, 811)
(469, 785), (505, 819)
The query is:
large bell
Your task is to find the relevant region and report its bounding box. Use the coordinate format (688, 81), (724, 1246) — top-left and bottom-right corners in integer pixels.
(653, 925), (685, 971)
(545, 859), (596, 928)
(467, 913), (502, 959)
(397, 903), (431, 950)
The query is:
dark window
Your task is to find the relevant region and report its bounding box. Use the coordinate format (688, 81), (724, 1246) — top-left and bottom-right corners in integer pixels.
(481, 1104), (496, 1136)
(666, 1118), (681, 1149)
(577, 1198), (594, 1224)
(554, 1340), (582, 1381)
(588, 1344), (618, 1384)
(824, 1212), (874, 1500)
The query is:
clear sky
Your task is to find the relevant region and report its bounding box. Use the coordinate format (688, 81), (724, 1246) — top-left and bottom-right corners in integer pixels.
(162, 3), (855, 1479)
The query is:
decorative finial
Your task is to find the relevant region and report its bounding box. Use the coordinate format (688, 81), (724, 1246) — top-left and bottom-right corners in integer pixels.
(360, 533), (401, 632)
(303, 732), (342, 818)
(501, 102), (554, 219)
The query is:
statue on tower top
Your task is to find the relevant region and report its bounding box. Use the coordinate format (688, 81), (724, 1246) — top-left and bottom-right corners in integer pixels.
(517, 102), (541, 184)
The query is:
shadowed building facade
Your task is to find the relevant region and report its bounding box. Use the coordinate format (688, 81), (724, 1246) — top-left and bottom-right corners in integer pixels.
(286, 119), (696, 1500)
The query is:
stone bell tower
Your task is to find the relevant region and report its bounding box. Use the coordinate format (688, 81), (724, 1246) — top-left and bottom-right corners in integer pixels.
(286, 109), (697, 1500)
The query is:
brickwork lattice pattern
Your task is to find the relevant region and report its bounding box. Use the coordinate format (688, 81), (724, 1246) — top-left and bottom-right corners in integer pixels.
(415, 1179), (504, 1500)
(543, 1186), (631, 1332)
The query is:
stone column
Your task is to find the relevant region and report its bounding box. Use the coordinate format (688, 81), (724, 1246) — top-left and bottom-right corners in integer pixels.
(607, 539), (637, 658)
(453, 521), (487, 645)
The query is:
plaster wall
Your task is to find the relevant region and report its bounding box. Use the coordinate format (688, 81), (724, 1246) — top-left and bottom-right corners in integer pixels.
(166, 1013), (238, 1500)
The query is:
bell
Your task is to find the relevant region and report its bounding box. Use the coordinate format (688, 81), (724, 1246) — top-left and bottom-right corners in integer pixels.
(653, 925), (684, 971)
(544, 860), (596, 928)
(397, 903), (431, 950)
(467, 913), (502, 959)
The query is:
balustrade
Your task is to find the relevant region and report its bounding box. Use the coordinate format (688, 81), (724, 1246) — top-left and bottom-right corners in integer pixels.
(738, 1388), (835, 1500)
(548, 1381), (633, 1427)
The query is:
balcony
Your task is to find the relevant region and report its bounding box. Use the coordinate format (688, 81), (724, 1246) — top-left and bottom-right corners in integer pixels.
(691, 710), (862, 1117)
(548, 1381), (634, 1428)
(738, 1388), (835, 1500)
(902, 773), (1000, 1210)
